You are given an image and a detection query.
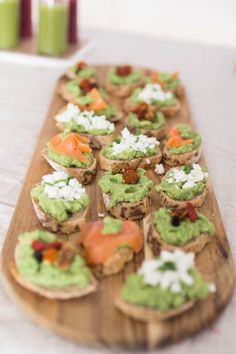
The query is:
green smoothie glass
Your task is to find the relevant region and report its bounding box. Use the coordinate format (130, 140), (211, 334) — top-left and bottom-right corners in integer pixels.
(0, 0), (20, 49)
(38, 0), (69, 56)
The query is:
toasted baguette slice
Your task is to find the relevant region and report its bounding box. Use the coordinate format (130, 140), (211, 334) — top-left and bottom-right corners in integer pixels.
(158, 182), (208, 209)
(124, 98), (181, 117)
(98, 150), (162, 173)
(102, 192), (151, 220)
(10, 261), (97, 300)
(58, 81), (77, 103)
(163, 146), (201, 166)
(56, 121), (116, 150)
(104, 77), (145, 98)
(115, 297), (194, 322)
(31, 195), (88, 234)
(146, 221), (212, 256)
(42, 148), (98, 185)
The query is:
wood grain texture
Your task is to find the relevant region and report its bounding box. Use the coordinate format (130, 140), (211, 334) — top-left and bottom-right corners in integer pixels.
(1, 65), (235, 349)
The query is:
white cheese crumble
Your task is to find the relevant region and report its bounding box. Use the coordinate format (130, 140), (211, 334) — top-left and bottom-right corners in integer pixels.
(166, 164), (208, 189)
(42, 171), (86, 202)
(138, 83), (173, 104)
(56, 103), (115, 132)
(155, 163), (165, 175)
(98, 213), (105, 218)
(139, 250), (196, 293)
(111, 128), (159, 156)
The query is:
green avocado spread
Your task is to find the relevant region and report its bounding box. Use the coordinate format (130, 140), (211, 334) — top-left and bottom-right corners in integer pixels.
(167, 124), (201, 155)
(158, 72), (180, 90)
(61, 121), (113, 137)
(99, 168), (154, 208)
(17, 230), (92, 289)
(108, 68), (142, 86)
(153, 208), (215, 246)
(121, 267), (211, 311)
(31, 183), (89, 223)
(128, 111), (165, 130)
(155, 166), (208, 201)
(70, 66), (96, 79)
(102, 217), (122, 235)
(130, 87), (177, 107)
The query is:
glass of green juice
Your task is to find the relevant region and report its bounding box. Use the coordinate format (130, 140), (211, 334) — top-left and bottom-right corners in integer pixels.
(38, 0), (69, 56)
(0, 0), (20, 49)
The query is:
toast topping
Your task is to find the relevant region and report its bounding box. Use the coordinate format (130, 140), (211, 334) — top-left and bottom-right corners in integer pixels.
(131, 102), (157, 122)
(102, 217), (122, 235)
(116, 65), (132, 77)
(166, 124), (201, 154)
(122, 168), (140, 184)
(80, 78), (98, 94)
(56, 103), (114, 134)
(150, 71), (180, 91)
(138, 83), (173, 104)
(49, 132), (92, 163)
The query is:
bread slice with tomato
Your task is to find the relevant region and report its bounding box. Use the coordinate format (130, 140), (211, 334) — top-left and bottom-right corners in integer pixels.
(42, 132), (98, 185)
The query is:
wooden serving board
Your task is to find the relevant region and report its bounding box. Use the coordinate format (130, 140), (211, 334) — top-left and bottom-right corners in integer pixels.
(1, 66), (235, 349)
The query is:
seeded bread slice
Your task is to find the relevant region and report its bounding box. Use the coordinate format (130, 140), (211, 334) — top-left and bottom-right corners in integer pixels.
(42, 148), (98, 185)
(163, 146), (201, 166)
(102, 192), (151, 220)
(56, 121), (116, 150)
(10, 244), (97, 300)
(58, 81), (78, 103)
(146, 218), (212, 256)
(98, 150), (162, 173)
(127, 124), (166, 140)
(115, 297), (194, 322)
(31, 194), (88, 234)
(124, 97), (181, 118)
(104, 77), (145, 98)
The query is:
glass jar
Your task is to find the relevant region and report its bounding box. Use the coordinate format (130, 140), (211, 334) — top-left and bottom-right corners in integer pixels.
(0, 0), (20, 49)
(38, 0), (69, 56)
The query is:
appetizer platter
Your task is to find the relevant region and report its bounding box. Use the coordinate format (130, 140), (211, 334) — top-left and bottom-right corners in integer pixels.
(1, 64), (235, 349)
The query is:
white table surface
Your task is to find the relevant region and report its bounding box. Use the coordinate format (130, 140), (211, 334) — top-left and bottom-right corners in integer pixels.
(0, 29), (236, 354)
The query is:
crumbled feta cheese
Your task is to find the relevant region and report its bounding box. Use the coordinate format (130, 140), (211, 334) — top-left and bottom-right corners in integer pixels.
(111, 128), (159, 156)
(138, 250), (195, 293)
(56, 103), (115, 132)
(208, 283), (216, 293)
(138, 83), (173, 104)
(98, 213), (105, 218)
(167, 164), (208, 189)
(42, 171), (86, 202)
(155, 163), (165, 175)
(146, 158), (151, 164)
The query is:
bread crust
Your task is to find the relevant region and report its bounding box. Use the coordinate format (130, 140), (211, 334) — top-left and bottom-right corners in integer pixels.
(42, 148), (98, 185)
(31, 195), (88, 234)
(55, 121), (116, 150)
(163, 146), (201, 166)
(146, 219), (212, 255)
(58, 80), (77, 103)
(102, 192), (151, 220)
(98, 150), (162, 173)
(115, 297), (194, 322)
(10, 245), (97, 299)
(124, 97), (181, 117)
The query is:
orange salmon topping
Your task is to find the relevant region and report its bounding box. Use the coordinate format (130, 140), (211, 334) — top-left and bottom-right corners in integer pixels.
(79, 221), (143, 265)
(166, 127), (193, 148)
(50, 133), (92, 163)
(88, 88), (107, 112)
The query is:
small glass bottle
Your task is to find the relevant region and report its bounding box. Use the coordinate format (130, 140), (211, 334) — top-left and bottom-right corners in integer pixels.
(0, 0), (20, 49)
(38, 0), (69, 56)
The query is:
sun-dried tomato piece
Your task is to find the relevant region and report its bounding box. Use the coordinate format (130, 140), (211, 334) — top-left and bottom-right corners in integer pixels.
(80, 79), (97, 94)
(131, 103), (157, 121)
(116, 65), (132, 77)
(123, 169), (140, 184)
(186, 202), (197, 222)
(76, 61), (85, 71)
(57, 243), (78, 271)
(43, 248), (58, 264)
(31, 240), (62, 251)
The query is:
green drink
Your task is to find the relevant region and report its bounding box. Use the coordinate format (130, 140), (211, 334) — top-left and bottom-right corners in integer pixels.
(0, 0), (20, 49)
(38, 0), (69, 56)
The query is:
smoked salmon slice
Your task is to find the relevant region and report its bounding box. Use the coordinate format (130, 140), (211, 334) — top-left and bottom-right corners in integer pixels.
(50, 133), (92, 163)
(79, 221), (143, 265)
